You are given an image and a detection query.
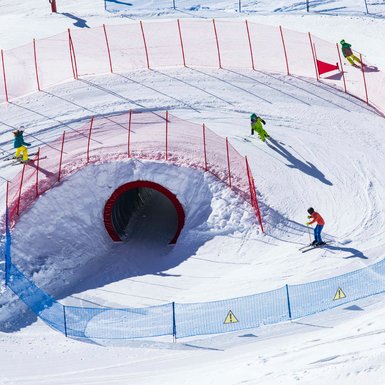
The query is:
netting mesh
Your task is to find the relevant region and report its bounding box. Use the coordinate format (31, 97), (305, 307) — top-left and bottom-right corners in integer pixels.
(5, 111), (260, 230)
(0, 20), (384, 121)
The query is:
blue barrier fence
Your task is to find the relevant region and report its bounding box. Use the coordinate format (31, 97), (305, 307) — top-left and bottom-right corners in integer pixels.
(3, 214), (385, 340)
(104, 0), (385, 16)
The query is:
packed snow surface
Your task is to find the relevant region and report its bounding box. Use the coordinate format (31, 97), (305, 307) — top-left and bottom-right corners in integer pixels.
(1, 1), (385, 384)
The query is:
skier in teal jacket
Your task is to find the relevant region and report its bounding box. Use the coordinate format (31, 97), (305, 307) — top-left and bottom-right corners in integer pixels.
(250, 113), (269, 142)
(13, 129), (31, 162)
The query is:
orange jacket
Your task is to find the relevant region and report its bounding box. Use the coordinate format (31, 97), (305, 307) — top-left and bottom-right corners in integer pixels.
(309, 212), (325, 226)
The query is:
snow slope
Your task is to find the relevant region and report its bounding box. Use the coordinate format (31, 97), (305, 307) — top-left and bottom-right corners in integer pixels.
(1, 1), (385, 384)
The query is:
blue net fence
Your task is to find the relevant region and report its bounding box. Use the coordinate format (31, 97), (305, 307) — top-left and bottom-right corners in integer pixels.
(3, 215), (385, 340)
(104, 0), (385, 16)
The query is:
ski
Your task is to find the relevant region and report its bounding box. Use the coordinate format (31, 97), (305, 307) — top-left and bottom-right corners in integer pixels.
(2, 152), (39, 162)
(10, 155), (47, 166)
(301, 241), (332, 253)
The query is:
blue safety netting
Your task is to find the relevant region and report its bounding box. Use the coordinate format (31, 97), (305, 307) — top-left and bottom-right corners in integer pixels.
(4, 209), (385, 340)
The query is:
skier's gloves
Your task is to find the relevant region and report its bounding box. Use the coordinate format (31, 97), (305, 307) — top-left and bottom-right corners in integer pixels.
(307, 215), (311, 219)
(305, 222), (310, 226)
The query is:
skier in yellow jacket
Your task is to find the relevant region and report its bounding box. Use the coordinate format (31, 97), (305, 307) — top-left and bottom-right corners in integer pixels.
(250, 113), (269, 142)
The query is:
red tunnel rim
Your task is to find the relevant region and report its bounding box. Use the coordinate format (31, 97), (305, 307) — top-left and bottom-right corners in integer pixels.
(103, 181), (185, 244)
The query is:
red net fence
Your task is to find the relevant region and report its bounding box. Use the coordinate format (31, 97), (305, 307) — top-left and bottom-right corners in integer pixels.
(5, 111), (264, 232)
(1, 20), (384, 116)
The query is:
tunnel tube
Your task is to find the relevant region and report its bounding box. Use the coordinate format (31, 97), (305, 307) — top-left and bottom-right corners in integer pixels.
(104, 181), (185, 244)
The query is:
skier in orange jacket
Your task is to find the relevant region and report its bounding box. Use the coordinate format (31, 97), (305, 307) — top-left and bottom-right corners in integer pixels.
(306, 207), (325, 246)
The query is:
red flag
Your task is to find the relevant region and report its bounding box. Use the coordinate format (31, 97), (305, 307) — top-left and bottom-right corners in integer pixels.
(317, 60), (339, 75)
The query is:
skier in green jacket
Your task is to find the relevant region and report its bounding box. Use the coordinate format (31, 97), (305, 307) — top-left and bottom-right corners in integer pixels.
(340, 39), (362, 67)
(250, 113), (269, 142)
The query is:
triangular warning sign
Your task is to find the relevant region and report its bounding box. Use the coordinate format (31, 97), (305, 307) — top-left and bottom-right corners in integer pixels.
(317, 59), (339, 75)
(333, 287), (346, 300)
(224, 310), (239, 324)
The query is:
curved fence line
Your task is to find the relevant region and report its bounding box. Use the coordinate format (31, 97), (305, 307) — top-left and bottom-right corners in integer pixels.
(4, 110), (263, 231)
(0, 20), (384, 117)
(4, 222), (385, 340)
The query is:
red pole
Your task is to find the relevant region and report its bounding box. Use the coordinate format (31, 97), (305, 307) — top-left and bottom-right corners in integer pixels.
(1, 49), (9, 102)
(16, 163), (27, 216)
(336, 43), (347, 93)
(68, 29), (78, 79)
(165, 111), (169, 161)
(50, 0), (57, 13)
(177, 19), (186, 67)
(33, 39), (41, 91)
(128, 110), (132, 158)
(87, 117), (94, 164)
(212, 19), (222, 69)
(103, 24), (113, 73)
(245, 156), (264, 233)
(226, 137), (232, 188)
(202, 123), (208, 172)
(58, 131), (65, 182)
(140, 21), (150, 69)
(308, 32), (319, 80)
(360, 53), (369, 104)
(35, 148), (40, 197)
(245, 20), (255, 71)
(279, 26), (290, 75)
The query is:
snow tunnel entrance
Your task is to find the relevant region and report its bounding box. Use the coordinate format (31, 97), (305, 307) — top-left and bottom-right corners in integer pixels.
(104, 181), (185, 244)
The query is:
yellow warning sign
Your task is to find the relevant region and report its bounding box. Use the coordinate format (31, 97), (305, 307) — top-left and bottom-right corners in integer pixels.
(224, 310), (239, 324)
(333, 287), (346, 300)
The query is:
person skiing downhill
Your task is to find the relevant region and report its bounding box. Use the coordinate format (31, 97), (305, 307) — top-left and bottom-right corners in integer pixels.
(250, 113), (269, 142)
(340, 39), (362, 67)
(13, 128), (31, 163)
(306, 207), (325, 246)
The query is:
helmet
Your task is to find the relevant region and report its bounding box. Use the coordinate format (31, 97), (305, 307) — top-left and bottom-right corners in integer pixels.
(307, 207), (314, 215)
(340, 39), (345, 45)
(250, 113), (257, 121)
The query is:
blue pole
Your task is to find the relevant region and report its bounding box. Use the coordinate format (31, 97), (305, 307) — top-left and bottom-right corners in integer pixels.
(63, 305), (68, 337)
(285, 284), (292, 320)
(173, 0), (176, 10)
(172, 302), (177, 342)
(239, 0), (241, 13)
(5, 208), (10, 286)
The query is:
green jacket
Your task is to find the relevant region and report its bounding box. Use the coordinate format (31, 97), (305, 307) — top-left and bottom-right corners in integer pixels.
(341, 42), (353, 58)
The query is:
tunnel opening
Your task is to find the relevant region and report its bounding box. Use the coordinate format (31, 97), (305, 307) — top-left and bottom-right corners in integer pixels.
(104, 181), (185, 245)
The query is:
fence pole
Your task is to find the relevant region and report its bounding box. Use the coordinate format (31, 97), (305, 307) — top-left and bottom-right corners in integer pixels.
(239, 0), (241, 13)
(308, 33), (319, 81)
(140, 21), (150, 69)
(165, 111), (169, 161)
(172, 302), (177, 343)
(16, 163), (27, 216)
(128, 110), (132, 158)
(245, 156), (264, 232)
(1, 49), (9, 102)
(177, 19), (186, 67)
(336, 43), (347, 93)
(226, 137), (232, 188)
(245, 20), (255, 71)
(33, 39), (41, 91)
(285, 284), (292, 320)
(35, 147), (40, 197)
(202, 123), (208, 172)
(212, 19), (222, 69)
(58, 131), (65, 182)
(5, 203), (10, 286)
(68, 29), (78, 80)
(103, 24), (113, 73)
(360, 53), (369, 104)
(173, 0), (176, 10)
(63, 305), (68, 337)
(279, 26), (290, 76)
(86, 117), (94, 164)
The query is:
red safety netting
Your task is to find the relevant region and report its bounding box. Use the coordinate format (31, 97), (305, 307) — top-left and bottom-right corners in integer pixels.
(5, 111), (263, 231)
(1, 19), (384, 119)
